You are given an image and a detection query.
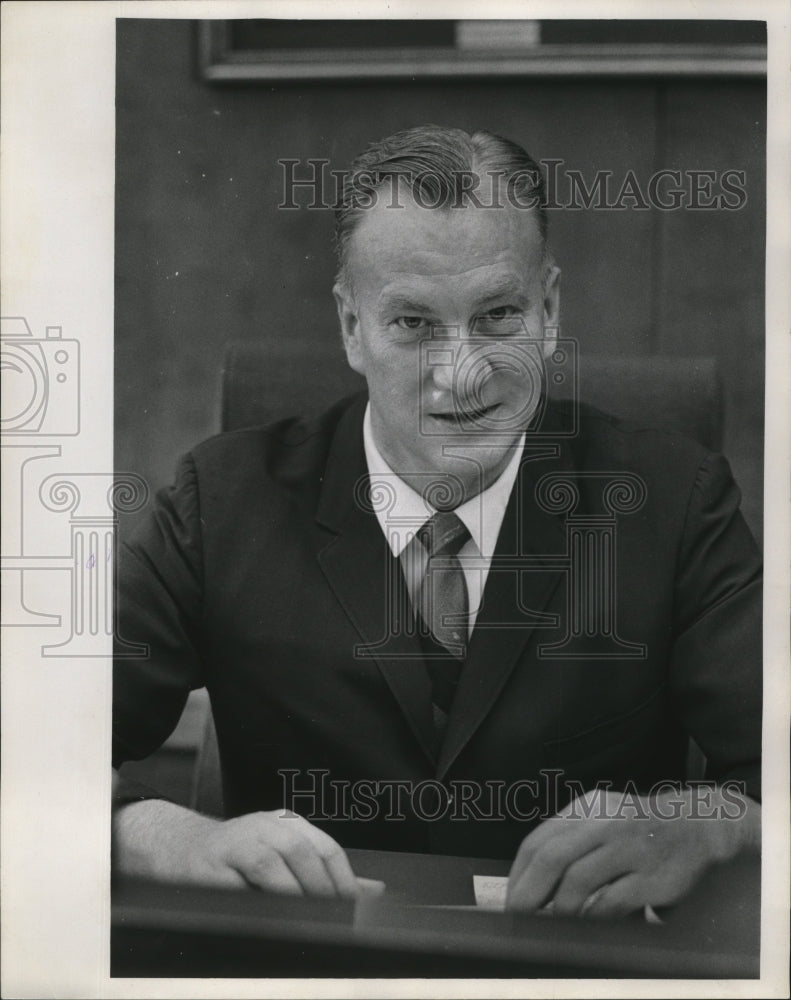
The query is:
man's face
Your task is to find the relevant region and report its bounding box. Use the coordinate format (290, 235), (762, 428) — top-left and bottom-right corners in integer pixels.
(334, 187), (560, 501)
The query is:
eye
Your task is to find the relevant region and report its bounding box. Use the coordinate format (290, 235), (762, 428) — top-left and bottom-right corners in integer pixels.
(395, 316), (428, 330)
(482, 306), (518, 320)
(473, 305), (525, 337)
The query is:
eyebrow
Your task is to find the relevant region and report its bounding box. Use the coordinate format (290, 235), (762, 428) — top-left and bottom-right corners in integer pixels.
(473, 278), (530, 308)
(377, 293), (437, 316)
(378, 279), (530, 317)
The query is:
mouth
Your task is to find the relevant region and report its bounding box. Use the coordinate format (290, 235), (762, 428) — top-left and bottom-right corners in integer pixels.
(430, 402), (501, 426)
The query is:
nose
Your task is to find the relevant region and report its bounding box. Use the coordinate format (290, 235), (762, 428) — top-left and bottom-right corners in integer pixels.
(430, 352), (457, 392)
(428, 329), (495, 397)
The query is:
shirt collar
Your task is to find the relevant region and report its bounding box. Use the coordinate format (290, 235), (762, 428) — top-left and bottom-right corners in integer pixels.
(362, 403), (524, 559)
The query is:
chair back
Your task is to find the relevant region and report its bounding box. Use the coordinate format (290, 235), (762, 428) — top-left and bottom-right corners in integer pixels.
(221, 339), (722, 451)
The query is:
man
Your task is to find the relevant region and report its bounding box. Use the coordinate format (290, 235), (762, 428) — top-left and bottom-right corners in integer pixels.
(113, 125), (761, 917)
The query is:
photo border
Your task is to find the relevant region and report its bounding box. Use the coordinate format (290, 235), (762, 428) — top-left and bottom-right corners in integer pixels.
(1, 1), (788, 998)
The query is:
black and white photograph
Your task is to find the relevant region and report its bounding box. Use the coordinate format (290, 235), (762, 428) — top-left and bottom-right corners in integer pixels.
(1, 2), (789, 997)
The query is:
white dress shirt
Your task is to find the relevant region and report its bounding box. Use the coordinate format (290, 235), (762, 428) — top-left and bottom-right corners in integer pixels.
(362, 404), (524, 637)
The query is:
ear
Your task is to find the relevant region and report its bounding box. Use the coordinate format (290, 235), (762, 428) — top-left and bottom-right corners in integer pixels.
(541, 264), (561, 358)
(543, 263), (561, 330)
(333, 281), (366, 375)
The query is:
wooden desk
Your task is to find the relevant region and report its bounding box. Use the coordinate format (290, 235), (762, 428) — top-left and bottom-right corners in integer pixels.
(111, 848), (760, 978)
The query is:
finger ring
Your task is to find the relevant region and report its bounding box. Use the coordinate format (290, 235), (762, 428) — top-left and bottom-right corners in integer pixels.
(581, 887), (604, 915)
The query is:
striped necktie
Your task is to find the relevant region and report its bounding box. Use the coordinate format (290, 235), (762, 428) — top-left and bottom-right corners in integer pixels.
(415, 511), (471, 733)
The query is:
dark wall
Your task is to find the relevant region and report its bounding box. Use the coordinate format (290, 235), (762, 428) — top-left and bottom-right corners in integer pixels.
(115, 20), (765, 543)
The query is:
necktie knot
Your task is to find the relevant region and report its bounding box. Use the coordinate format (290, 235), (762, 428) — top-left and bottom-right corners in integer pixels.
(416, 514), (470, 658)
(417, 511), (470, 559)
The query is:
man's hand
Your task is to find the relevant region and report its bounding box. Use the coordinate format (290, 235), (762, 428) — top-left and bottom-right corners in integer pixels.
(506, 786), (760, 918)
(113, 798), (361, 899)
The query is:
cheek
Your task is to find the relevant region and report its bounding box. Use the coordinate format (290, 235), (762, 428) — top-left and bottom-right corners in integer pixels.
(358, 326), (390, 367)
(366, 343), (421, 390)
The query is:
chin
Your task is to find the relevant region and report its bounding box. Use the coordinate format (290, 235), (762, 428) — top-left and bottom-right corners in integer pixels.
(427, 448), (510, 497)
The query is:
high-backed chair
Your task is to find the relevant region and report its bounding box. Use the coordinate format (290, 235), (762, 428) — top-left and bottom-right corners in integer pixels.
(190, 342), (722, 815)
(221, 339), (723, 449)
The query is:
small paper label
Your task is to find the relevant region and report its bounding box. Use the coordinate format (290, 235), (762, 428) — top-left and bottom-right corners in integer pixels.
(473, 874), (508, 910)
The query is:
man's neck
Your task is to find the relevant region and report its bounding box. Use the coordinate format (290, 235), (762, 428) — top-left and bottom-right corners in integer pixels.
(362, 403), (525, 562)
(367, 425), (524, 507)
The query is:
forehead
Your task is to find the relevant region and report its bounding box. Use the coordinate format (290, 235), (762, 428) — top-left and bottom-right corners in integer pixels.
(345, 190), (544, 300)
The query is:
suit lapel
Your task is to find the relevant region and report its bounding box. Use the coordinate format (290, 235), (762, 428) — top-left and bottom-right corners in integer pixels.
(314, 397), (579, 777)
(437, 435), (574, 778)
(315, 400), (436, 765)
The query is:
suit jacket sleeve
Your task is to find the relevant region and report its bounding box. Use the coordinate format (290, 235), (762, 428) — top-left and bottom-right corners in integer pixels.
(113, 452), (205, 777)
(668, 451), (762, 801)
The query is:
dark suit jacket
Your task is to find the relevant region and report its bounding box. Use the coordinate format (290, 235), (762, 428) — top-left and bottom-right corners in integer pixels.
(113, 394), (761, 860)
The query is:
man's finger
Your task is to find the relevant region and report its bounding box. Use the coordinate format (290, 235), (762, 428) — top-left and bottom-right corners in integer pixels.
(321, 844), (362, 900)
(508, 817), (564, 889)
(549, 842), (635, 916)
(239, 847), (304, 895)
(507, 823), (606, 911)
(278, 835), (344, 897)
(357, 876), (386, 896)
(289, 814), (360, 899)
(506, 819), (606, 909)
(508, 791), (611, 885)
(202, 865), (250, 890)
(581, 872), (645, 918)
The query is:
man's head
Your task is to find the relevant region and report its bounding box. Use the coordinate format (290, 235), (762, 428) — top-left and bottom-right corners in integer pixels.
(333, 125), (560, 503)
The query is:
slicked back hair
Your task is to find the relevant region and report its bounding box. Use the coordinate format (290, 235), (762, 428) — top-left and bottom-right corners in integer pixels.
(334, 124), (548, 290)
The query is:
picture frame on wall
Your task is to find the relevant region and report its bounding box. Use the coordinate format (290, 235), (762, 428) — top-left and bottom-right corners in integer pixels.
(197, 19), (767, 83)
